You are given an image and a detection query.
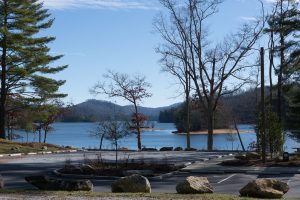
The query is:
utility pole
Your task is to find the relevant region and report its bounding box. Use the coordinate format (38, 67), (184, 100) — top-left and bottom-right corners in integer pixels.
(260, 47), (266, 163)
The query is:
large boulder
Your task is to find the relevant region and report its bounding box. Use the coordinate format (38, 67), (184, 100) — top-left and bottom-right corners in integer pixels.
(160, 147), (173, 151)
(25, 175), (93, 191)
(240, 178), (289, 198)
(141, 147), (157, 151)
(174, 147), (183, 151)
(176, 176), (213, 194)
(111, 174), (151, 193)
(185, 148), (197, 151)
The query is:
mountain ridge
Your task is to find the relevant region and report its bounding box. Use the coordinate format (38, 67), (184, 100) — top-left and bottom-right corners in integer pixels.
(60, 99), (181, 122)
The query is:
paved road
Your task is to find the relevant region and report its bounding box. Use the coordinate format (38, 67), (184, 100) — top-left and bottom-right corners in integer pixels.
(0, 151), (299, 198)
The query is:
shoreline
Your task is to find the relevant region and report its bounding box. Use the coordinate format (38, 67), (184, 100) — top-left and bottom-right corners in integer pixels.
(174, 129), (250, 135)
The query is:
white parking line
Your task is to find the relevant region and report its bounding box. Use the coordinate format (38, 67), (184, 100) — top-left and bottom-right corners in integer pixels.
(217, 174), (236, 184)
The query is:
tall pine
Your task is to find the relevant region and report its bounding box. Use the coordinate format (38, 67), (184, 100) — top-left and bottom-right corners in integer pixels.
(0, 0), (67, 139)
(266, 0), (300, 121)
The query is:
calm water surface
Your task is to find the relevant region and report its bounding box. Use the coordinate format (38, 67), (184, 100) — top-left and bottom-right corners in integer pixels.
(15, 123), (299, 152)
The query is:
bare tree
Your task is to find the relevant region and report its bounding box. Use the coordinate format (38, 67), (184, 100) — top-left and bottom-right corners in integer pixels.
(95, 120), (129, 167)
(157, 31), (192, 149)
(91, 71), (152, 151)
(155, 0), (265, 151)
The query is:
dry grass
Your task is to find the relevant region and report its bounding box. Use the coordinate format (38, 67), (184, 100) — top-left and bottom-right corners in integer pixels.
(0, 139), (73, 154)
(0, 190), (291, 200)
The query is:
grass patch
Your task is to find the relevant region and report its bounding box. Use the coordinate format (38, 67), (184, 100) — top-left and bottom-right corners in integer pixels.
(0, 190), (292, 200)
(0, 139), (74, 154)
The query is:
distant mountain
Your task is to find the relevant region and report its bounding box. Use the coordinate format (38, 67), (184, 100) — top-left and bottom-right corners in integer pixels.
(60, 99), (181, 122)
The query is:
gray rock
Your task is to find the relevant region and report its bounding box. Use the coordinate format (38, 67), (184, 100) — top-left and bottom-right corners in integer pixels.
(141, 148), (157, 151)
(41, 146), (48, 151)
(176, 176), (213, 194)
(185, 148), (197, 151)
(111, 174), (151, 193)
(160, 147), (173, 151)
(25, 175), (93, 191)
(174, 147), (183, 151)
(240, 178), (289, 198)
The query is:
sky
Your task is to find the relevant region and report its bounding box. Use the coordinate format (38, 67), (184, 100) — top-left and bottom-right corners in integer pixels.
(41, 0), (276, 108)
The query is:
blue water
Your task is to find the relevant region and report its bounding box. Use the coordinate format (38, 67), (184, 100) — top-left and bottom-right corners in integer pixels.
(15, 123), (299, 152)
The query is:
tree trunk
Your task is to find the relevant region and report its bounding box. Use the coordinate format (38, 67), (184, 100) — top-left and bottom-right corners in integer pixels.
(38, 129), (42, 143)
(33, 131), (36, 142)
(115, 141), (118, 168)
(278, 0), (284, 122)
(0, 0), (8, 139)
(43, 130), (47, 143)
(234, 119), (245, 152)
(207, 108), (214, 151)
(261, 47), (266, 163)
(186, 98), (191, 149)
(6, 115), (10, 140)
(134, 103), (142, 151)
(99, 134), (105, 150)
(269, 31), (274, 105)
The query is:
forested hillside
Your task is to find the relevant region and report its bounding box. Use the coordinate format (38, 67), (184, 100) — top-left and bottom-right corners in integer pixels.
(159, 88), (259, 125)
(60, 100), (180, 122)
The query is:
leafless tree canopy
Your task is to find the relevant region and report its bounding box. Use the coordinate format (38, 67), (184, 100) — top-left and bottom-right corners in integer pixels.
(91, 70), (152, 150)
(91, 70), (152, 105)
(155, 0), (265, 150)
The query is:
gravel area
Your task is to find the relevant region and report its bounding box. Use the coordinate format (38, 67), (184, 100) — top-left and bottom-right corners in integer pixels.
(0, 195), (161, 200)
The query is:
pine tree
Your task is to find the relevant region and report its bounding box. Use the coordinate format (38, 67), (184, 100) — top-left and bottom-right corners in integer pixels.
(0, 0), (67, 139)
(266, 0), (300, 120)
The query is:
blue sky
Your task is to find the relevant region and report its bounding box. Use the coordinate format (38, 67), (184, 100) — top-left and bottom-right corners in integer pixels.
(42, 0), (275, 107)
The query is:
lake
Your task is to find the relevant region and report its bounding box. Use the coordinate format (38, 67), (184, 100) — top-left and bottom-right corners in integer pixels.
(15, 122), (299, 153)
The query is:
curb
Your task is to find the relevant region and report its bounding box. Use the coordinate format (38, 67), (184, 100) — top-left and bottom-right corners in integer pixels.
(180, 153), (300, 175)
(27, 152), (37, 155)
(52, 161), (193, 181)
(0, 149), (79, 159)
(181, 169), (300, 175)
(9, 153), (23, 157)
(53, 169), (167, 181)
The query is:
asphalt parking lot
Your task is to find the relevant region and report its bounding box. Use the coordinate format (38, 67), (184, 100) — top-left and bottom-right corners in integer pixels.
(91, 172), (300, 198)
(0, 151), (300, 198)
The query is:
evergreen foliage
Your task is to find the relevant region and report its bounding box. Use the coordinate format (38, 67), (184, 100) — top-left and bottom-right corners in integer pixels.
(265, 106), (284, 158)
(286, 84), (300, 129)
(158, 108), (177, 123)
(0, 0), (67, 138)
